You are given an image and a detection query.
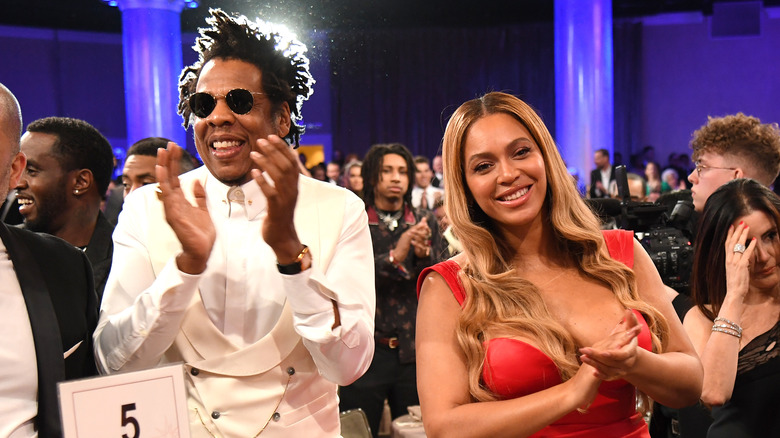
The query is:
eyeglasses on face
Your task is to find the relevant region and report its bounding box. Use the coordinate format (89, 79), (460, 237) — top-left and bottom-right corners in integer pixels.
(188, 89), (264, 118)
(694, 161), (737, 177)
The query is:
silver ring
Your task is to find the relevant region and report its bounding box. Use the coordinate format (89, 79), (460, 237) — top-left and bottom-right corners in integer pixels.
(733, 243), (746, 254)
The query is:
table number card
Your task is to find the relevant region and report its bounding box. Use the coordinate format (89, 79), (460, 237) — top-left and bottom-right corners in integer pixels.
(58, 364), (191, 438)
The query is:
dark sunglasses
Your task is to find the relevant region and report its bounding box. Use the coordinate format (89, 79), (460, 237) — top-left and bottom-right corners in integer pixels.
(188, 89), (264, 118)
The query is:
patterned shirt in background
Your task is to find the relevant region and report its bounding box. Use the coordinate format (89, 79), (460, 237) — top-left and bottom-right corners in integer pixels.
(367, 204), (445, 364)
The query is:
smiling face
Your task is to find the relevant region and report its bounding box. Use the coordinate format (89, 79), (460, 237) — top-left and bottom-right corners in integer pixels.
(15, 131), (73, 232)
(738, 210), (780, 292)
(463, 113), (547, 235)
(415, 161), (432, 188)
(192, 58), (290, 186)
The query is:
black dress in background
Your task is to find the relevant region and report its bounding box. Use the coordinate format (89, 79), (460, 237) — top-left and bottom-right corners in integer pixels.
(708, 320), (780, 438)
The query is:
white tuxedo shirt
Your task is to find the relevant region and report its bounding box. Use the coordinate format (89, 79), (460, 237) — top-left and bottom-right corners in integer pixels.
(94, 167), (375, 437)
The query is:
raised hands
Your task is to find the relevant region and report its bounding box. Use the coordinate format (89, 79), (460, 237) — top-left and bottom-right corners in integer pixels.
(249, 135), (302, 262)
(156, 142), (216, 274)
(394, 217), (432, 262)
(725, 221), (757, 301)
(578, 309), (643, 381)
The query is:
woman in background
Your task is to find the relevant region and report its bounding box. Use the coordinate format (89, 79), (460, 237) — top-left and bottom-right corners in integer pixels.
(645, 161), (670, 202)
(415, 92), (702, 437)
(342, 159), (364, 197)
(685, 178), (780, 437)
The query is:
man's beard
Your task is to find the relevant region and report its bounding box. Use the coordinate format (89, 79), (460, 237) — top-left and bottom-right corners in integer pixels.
(23, 191), (68, 234)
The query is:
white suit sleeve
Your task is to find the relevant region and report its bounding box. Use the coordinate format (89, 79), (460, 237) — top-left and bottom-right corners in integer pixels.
(283, 194), (376, 385)
(93, 189), (201, 374)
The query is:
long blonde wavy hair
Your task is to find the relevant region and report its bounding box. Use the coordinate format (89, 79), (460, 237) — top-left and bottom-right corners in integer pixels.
(442, 92), (669, 406)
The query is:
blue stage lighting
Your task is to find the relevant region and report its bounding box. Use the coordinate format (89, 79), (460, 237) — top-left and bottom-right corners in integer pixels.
(101, 0), (199, 8)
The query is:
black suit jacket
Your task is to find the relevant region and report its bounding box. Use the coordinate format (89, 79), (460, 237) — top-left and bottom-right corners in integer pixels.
(85, 212), (115, 301)
(20, 211), (114, 302)
(589, 165), (616, 198)
(0, 223), (98, 437)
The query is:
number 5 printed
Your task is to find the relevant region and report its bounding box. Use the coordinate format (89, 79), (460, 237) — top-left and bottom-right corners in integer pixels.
(121, 403), (140, 438)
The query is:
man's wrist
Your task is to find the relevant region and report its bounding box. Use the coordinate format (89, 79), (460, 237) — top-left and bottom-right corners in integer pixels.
(176, 253), (207, 275)
(277, 244), (311, 275)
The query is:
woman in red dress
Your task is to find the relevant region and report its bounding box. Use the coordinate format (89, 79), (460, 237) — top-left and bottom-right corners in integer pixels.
(416, 92), (702, 437)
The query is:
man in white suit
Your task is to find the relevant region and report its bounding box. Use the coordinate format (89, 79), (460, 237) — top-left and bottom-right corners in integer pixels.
(94, 10), (375, 437)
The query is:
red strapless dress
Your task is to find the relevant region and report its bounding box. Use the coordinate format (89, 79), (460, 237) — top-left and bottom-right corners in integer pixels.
(417, 230), (651, 437)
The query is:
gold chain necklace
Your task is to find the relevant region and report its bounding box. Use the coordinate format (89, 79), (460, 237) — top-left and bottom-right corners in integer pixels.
(194, 372), (293, 437)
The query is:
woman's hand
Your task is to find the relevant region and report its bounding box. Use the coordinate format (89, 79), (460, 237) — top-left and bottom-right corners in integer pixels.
(578, 309), (642, 381)
(567, 361), (604, 412)
(724, 221), (756, 302)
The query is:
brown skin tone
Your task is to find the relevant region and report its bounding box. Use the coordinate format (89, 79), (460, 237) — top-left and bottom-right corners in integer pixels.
(416, 113), (702, 437)
(373, 153), (432, 262)
(16, 131), (100, 247)
(0, 92), (26, 202)
(156, 58), (339, 327)
(122, 154), (157, 197)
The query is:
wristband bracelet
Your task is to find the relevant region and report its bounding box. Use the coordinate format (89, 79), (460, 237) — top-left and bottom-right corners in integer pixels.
(277, 245), (310, 275)
(711, 326), (742, 339)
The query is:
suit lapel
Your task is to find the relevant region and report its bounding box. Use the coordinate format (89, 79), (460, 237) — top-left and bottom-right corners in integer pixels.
(0, 223), (65, 436)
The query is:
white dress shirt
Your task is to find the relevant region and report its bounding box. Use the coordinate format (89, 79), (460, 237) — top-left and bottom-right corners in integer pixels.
(0, 240), (38, 438)
(411, 185), (444, 210)
(94, 168), (375, 386)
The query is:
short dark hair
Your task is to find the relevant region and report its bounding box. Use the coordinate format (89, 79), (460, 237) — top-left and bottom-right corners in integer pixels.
(178, 9), (314, 147)
(26, 117), (114, 196)
(362, 143), (415, 209)
(126, 137), (171, 158)
(413, 155), (430, 166)
(595, 148), (609, 159)
(692, 178), (780, 321)
(126, 137), (198, 174)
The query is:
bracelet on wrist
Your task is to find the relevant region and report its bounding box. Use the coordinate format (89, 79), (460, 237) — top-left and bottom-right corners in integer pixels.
(711, 325), (742, 339)
(714, 316), (743, 335)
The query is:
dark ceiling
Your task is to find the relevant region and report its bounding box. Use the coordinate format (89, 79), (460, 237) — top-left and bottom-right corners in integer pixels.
(4, 0), (775, 34)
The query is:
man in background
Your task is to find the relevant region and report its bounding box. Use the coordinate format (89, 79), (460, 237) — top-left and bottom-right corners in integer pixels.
(411, 155), (443, 210)
(340, 143), (444, 437)
(0, 82), (97, 438)
(15, 116), (115, 300)
(430, 154), (444, 188)
(104, 136), (198, 224)
(121, 136), (197, 197)
(326, 160), (341, 185)
(589, 148), (615, 198)
(688, 113), (780, 211)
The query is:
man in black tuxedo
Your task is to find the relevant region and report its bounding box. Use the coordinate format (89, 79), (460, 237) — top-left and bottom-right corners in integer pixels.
(588, 148), (615, 198)
(0, 82), (98, 437)
(15, 116), (115, 300)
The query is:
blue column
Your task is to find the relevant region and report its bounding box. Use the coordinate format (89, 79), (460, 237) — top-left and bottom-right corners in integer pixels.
(107, 0), (195, 149)
(554, 0), (613, 189)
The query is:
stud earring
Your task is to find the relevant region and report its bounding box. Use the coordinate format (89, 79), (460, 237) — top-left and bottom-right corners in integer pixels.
(74, 189), (79, 194)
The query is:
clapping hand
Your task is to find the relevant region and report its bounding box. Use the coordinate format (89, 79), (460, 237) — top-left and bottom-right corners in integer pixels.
(249, 135), (302, 261)
(156, 142), (216, 274)
(578, 309), (642, 381)
(394, 217), (432, 262)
